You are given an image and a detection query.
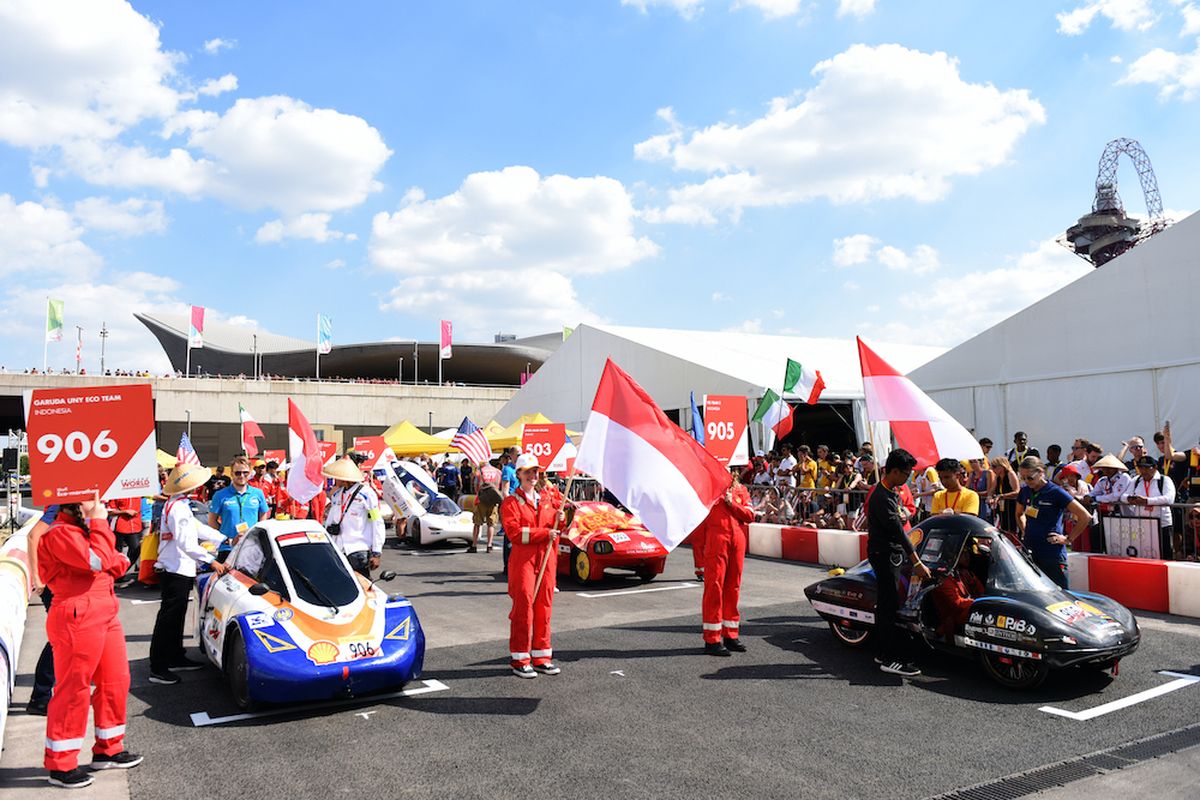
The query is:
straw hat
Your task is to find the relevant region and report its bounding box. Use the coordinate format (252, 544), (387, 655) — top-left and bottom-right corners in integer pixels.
(163, 463), (213, 496)
(1092, 453), (1127, 471)
(322, 456), (364, 483)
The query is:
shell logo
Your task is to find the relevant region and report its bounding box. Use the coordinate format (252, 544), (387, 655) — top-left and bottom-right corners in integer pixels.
(306, 640), (340, 665)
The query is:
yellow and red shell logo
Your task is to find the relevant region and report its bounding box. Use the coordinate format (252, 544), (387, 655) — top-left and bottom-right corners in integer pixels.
(306, 640), (340, 665)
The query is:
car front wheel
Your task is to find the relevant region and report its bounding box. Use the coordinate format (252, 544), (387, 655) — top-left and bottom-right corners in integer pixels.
(978, 651), (1050, 690)
(408, 519), (422, 547)
(828, 619), (873, 647)
(225, 629), (258, 711)
(570, 547), (591, 583)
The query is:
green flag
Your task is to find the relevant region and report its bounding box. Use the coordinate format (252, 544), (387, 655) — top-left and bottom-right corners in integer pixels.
(46, 298), (64, 342)
(783, 358), (802, 393)
(563, 325), (574, 341)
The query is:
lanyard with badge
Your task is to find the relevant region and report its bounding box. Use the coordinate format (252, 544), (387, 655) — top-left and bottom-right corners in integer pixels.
(231, 490), (256, 536)
(1025, 488), (1041, 519)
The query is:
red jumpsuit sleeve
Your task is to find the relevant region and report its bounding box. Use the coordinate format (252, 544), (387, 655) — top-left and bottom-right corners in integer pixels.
(728, 486), (756, 524)
(500, 496), (553, 545)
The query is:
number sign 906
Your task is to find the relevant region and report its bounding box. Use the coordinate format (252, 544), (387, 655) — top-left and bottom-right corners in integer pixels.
(36, 430), (117, 463)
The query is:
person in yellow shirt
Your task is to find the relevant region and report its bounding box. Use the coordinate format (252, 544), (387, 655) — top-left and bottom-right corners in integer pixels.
(931, 457), (980, 516)
(796, 445), (819, 490)
(816, 445), (837, 489)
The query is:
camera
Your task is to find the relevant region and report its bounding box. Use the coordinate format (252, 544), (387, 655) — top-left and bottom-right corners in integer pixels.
(326, 523), (341, 536)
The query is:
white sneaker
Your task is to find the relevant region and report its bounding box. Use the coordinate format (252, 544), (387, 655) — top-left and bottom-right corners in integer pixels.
(532, 661), (560, 675)
(879, 661), (921, 677)
(512, 665), (537, 679)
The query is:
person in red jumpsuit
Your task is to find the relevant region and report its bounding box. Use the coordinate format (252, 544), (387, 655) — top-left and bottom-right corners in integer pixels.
(500, 454), (566, 678)
(700, 471), (755, 656)
(930, 542), (986, 639)
(38, 493), (142, 788)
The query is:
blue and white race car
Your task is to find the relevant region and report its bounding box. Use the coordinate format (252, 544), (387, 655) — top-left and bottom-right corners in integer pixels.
(377, 460), (475, 546)
(195, 520), (424, 710)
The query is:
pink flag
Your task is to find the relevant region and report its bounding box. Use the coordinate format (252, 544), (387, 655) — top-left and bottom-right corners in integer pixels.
(286, 398), (325, 503)
(439, 320), (452, 359)
(189, 305), (205, 348)
(857, 337), (983, 468)
(574, 359), (731, 551)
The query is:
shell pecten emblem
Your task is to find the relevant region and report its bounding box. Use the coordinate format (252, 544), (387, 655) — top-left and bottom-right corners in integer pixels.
(306, 640), (340, 665)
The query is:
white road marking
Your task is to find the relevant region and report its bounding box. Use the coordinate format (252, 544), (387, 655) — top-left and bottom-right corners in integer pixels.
(578, 582), (700, 599)
(130, 599), (162, 605)
(356, 710), (377, 720)
(1039, 671), (1200, 721)
(610, 670), (625, 677)
(188, 679), (449, 727)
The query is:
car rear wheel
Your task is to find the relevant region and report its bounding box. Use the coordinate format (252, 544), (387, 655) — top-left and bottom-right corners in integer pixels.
(570, 547), (591, 583)
(225, 630), (258, 711)
(828, 619), (872, 647)
(635, 568), (656, 583)
(408, 519), (422, 547)
(978, 651), (1050, 690)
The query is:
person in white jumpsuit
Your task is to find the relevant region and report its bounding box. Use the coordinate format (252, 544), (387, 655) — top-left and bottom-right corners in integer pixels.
(322, 457), (386, 577)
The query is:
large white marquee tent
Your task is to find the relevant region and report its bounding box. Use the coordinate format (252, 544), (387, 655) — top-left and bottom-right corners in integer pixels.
(910, 211), (1200, 454)
(495, 323), (945, 449)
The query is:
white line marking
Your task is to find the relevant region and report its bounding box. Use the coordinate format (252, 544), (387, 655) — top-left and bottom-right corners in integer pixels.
(188, 679), (449, 727)
(130, 599), (162, 605)
(1039, 671), (1200, 721)
(578, 582), (700, 599)
(610, 670), (625, 677)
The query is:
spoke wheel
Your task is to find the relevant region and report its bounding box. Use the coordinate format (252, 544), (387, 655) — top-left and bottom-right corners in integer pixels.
(828, 619), (872, 648)
(978, 651), (1050, 689)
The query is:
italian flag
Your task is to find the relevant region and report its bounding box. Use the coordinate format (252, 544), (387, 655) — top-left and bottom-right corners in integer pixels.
(239, 403), (264, 457)
(783, 358), (826, 405)
(752, 389), (794, 438)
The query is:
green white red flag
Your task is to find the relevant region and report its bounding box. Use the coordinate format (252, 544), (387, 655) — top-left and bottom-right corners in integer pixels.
(752, 389), (793, 438)
(783, 358), (825, 405)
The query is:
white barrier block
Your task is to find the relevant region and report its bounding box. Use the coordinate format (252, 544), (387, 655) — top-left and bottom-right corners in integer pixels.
(1067, 551), (1091, 593)
(818, 530), (864, 569)
(1167, 561), (1200, 618)
(748, 523), (783, 559)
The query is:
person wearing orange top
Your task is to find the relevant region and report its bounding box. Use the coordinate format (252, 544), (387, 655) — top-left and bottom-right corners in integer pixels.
(699, 470), (755, 656)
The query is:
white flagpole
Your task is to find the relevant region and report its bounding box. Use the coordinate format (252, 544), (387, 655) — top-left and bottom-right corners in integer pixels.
(43, 297), (49, 373)
(185, 341), (191, 377)
(315, 313), (321, 381)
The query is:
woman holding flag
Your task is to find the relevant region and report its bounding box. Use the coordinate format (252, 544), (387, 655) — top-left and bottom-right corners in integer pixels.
(697, 468), (756, 656)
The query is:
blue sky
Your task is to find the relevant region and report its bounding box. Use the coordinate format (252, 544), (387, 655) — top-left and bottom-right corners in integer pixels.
(2, 0), (1198, 372)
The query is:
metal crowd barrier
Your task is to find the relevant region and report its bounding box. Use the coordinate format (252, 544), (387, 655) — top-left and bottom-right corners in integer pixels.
(745, 483), (873, 530)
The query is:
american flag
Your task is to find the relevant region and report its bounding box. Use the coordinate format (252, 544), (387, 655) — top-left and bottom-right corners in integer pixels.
(177, 432), (202, 466)
(452, 417), (492, 466)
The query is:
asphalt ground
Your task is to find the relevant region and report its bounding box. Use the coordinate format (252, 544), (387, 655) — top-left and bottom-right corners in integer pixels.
(4, 538), (1200, 800)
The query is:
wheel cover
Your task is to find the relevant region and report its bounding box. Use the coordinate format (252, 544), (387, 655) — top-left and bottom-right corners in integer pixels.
(989, 653), (1037, 684)
(831, 620), (869, 644)
(575, 550), (590, 581)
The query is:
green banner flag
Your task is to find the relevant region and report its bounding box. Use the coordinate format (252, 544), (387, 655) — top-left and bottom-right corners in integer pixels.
(783, 358), (802, 394)
(46, 298), (64, 342)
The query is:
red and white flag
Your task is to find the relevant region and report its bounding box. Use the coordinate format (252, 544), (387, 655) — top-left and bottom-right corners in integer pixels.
(286, 398), (325, 503)
(857, 337), (983, 468)
(574, 359), (731, 551)
(239, 403), (264, 457)
(439, 320), (452, 359)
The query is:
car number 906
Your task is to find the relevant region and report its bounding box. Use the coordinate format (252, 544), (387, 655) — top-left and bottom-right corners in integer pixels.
(347, 642), (376, 659)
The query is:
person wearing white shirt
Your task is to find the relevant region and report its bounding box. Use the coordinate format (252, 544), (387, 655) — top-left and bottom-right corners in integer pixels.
(1121, 456), (1179, 559)
(777, 444), (798, 489)
(1090, 454), (1133, 520)
(149, 463), (227, 685)
(323, 457), (386, 577)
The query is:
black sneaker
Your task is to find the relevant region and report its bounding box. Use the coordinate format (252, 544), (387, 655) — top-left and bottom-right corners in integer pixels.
(148, 669), (180, 685)
(723, 637), (747, 653)
(48, 768), (94, 789)
(465, 545), (477, 553)
(89, 751), (144, 770)
(703, 642), (731, 657)
(532, 661), (560, 675)
(168, 656), (204, 672)
(26, 698), (49, 716)
(879, 661), (921, 677)
(512, 665), (537, 679)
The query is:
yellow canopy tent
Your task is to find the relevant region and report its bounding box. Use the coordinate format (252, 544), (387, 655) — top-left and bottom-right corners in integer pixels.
(486, 413), (582, 450)
(382, 420), (455, 456)
(156, 449), (178, 469)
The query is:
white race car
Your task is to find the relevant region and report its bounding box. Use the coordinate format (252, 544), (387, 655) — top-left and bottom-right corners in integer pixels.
(377, 460), (475, 547)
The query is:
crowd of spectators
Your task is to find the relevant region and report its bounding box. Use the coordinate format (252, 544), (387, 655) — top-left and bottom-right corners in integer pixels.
(1, 365), (465, 386)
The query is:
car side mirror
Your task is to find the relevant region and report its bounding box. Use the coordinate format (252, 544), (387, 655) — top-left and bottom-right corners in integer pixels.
(248, 582), (271, 596)
(379, 570), (397, 582)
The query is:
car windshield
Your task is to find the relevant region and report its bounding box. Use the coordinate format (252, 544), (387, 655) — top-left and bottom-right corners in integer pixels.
(277, 542), (360, 607)
(987, 535), (1060, 593)
(429, 497), (460, 515)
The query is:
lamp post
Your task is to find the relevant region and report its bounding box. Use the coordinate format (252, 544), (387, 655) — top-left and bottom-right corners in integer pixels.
(252, 333), (258, 380)
(427, 410), (433, 435)
(398, 357), (403, 383)
(413, 341), (419, 385)
(99, 322), (108, 375)
(185, 408), (192, 440)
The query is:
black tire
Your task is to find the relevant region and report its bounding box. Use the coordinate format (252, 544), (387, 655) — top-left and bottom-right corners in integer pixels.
(827, 619), (873, 648)
(569, 547), (591, 583)
(978, 651), (1051, 690)
(408, 518), (422, 547)
(225, 630), (258, 711)
(635, 568), (656, 583)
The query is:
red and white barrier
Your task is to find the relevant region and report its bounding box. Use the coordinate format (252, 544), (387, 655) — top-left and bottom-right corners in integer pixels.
(747, 523), (867, 569)
(1067, 552), (1200, 617)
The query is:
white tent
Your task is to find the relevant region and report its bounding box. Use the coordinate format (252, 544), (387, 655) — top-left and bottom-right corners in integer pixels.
(495, 323), (945, 449)
(910, 211), (1200, 454)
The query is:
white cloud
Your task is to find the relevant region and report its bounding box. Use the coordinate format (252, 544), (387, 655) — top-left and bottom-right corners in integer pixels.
(325, 258), (346, 270)
(723, 318), (763, 333)
(1056, 1), (1156, 35)
(0, 0), (182, 148)
(1120, 42), (1200, 98)
(832, 233), (878, 266)
(73, 196), (167, 236)
(842, 280), (860, 291)
(202, 37), (236, 55)
(1180, 2), (1200, 34)
(637, 44), (1045, 223)
(833, 234), (939, 274)
(198, 73), (238, 97)
(733, 0), (804, 19)
(712, 291), (731, 301)
(255, 212), (351, 244)
(0, 194), (101, 276)
(621, 0), (705, 18)
(861, 238), (1090, 344)
(837, 0), (877, 17)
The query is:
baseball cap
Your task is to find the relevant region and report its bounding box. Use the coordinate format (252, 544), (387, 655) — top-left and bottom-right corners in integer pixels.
(514, 453), (540, 472)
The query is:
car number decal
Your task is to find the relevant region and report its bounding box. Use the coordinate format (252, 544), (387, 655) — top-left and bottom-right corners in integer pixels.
(810, 599), (876, 624)
(610, 532), (630, 544)
(955, 635), (1042, 660)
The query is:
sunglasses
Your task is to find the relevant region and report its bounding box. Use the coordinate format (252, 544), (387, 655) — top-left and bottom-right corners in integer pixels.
(233, 470), (251, 476)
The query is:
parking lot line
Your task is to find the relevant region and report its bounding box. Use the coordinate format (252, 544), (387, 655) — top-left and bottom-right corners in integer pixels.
(577, 581), (700, 599)
(1039, 671), (1200, 721)
(188, 678), (450, 727)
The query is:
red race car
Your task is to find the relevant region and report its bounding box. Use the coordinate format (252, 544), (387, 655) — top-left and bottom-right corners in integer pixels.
(557, 502), (668, 583)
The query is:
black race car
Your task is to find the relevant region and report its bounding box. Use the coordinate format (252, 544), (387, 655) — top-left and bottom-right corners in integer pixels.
(804, 514), (1140, 689)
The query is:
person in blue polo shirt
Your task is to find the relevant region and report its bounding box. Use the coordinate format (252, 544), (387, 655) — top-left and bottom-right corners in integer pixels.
(206, 455), (270, 558)
(1015, 457), (1091, 589)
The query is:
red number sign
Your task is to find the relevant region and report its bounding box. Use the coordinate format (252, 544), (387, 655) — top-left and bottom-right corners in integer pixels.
(703, 395), (749, 467)
(27, 384), (157, 502)
(352, 436), (389, 469)
(522, 423), (567, 471)
(262, 449), (286, 465)
(317, 441), (338, 465)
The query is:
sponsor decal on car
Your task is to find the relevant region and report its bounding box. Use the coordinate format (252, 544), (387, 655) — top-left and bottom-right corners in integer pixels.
(273, 608), (294, 622)
(954, 635), (1042, 660)
(1047, 600), (1112, 625)
(245, 613), (273, 630)
(254, 629), (296, 653)
(811, 599), (876, 624)
(610, 532), (630, 544)
(306, 640), (340, 665)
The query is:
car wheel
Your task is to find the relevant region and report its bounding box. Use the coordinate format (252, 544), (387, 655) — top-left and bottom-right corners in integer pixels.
(570, 547), (591, 583)
(978, 651), (1051, 690)
(636, 568), (656, 583)
(225, 629), (258, 711)
(408, 518), (421, 547)
(827, 619), (872, 648)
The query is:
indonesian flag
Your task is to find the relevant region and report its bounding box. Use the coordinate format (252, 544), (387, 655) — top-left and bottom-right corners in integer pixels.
(286, 398), (325, 503)
(857, 337), (983, 467)
(239, 403), (264, 457)
(783, 358), (825, 405)
(574, 359), (731, 551)
(752, 389), (794, 439)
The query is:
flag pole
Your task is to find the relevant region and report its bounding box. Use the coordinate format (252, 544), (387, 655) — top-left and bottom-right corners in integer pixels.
(43, 297), (49, 373)
(315, 313), (321, 381)
(532, 475), (575, 597)
(185, 340), (191, 378)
